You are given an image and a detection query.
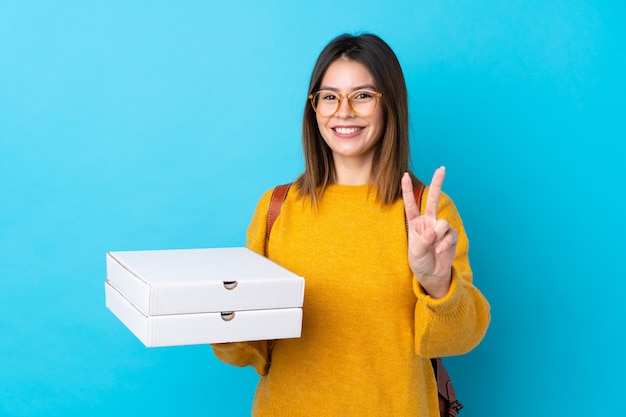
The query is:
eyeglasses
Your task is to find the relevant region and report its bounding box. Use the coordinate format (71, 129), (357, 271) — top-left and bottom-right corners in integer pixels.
(309, 89), (383, 117)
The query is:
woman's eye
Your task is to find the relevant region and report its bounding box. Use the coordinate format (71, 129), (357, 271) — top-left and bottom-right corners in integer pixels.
(353, 91), (374, 100)
(321, 93), (337, 101)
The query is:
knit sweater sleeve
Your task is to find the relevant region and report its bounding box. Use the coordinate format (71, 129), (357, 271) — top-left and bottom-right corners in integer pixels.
(413, 188), (491, 358)
(211, 188), (275, 376)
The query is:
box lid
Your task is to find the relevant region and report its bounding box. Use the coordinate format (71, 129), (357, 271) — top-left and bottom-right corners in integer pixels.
(106, 247), (304, 315)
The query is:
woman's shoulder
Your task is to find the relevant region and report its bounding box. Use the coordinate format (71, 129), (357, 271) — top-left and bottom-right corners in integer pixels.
(253, 181), (301, 211)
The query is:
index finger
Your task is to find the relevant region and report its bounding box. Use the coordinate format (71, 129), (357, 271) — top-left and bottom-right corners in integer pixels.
(424, 166), (446, 218)
(401, 172), (420, 221)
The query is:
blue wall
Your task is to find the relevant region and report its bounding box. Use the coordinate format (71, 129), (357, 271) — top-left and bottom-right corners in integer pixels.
(1, 1), (624, 416)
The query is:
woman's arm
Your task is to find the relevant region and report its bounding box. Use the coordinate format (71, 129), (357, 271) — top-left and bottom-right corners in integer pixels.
(404, 171), (491, 357)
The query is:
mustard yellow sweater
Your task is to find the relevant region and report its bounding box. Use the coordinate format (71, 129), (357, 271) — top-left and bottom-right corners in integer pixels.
(213, 184), (490, 417)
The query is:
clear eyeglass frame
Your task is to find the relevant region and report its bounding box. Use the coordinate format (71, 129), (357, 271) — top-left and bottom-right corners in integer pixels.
(308, 89), (383, 117)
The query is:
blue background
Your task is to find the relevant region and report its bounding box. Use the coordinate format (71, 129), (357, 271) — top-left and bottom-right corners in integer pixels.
(1, 1), (624, 416)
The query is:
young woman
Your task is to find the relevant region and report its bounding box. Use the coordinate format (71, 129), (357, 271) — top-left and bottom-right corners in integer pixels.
(213, 33), (490, 417)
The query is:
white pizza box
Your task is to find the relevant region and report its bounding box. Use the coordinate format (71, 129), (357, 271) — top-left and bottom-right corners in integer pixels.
(105, 247), (304, 316)
(105, 281), (303, 347)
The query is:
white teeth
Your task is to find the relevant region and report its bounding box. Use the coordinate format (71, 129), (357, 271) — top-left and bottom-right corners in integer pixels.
(334, 127), (361, 134)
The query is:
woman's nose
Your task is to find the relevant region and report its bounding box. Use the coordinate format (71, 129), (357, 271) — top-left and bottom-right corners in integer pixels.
(335, 97), (354, 118)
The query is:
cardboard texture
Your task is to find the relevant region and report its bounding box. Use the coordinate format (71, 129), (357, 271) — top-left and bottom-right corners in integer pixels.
(104, 247), (305, 347)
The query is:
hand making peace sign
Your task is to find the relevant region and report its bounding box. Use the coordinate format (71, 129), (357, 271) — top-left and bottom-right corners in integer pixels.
(401, 167), (458, 299)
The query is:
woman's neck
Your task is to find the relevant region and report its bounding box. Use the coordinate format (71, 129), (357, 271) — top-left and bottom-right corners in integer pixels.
(333, 155), (374, 185)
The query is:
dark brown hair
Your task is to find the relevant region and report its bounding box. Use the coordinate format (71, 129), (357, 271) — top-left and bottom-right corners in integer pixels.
(295, 33), (420, 206)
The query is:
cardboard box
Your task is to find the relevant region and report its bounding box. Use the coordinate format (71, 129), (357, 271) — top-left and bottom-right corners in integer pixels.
(105, 282), (303, 347)
(104, 247), (305, 347)
(106, 247), (304, 315)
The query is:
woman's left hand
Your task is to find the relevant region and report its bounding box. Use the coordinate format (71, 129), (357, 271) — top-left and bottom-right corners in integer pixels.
(401, 167), (458, 299)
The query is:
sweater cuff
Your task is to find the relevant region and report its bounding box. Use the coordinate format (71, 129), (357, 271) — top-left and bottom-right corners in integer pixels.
(413, 267), (464, 314)
(211, 342), (269, 376)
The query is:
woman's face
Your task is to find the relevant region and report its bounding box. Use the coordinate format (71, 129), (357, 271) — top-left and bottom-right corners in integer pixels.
(315, 59), (385, 167)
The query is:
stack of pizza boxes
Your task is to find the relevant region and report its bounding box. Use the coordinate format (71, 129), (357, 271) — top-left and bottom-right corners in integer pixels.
(105, 247), (304, 347)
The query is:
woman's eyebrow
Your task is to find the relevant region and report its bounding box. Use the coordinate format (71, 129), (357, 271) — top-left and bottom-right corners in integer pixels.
(318, 84), (377, 92)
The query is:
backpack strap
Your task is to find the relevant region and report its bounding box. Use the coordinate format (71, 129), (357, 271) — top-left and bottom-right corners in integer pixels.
(414, 183), (425, 213)
(432, 357), (464, 416)
(266, 183), (292, 241)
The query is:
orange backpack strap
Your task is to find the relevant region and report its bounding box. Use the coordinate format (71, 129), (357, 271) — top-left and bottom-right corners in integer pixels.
(266, 183), (292, 241)
(432, 357), (463, 416)
(415, 183), (425, 213)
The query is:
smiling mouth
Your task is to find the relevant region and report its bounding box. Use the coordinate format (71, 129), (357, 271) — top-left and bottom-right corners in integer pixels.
(333, 127), (363, 134)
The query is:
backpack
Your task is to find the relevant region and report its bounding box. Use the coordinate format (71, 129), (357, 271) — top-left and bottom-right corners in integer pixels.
(265, 183), (464, 417)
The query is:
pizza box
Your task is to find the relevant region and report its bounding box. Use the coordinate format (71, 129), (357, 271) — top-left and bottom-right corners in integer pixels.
(105, 247), (304, 315)
(105, 281), (303, 347)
